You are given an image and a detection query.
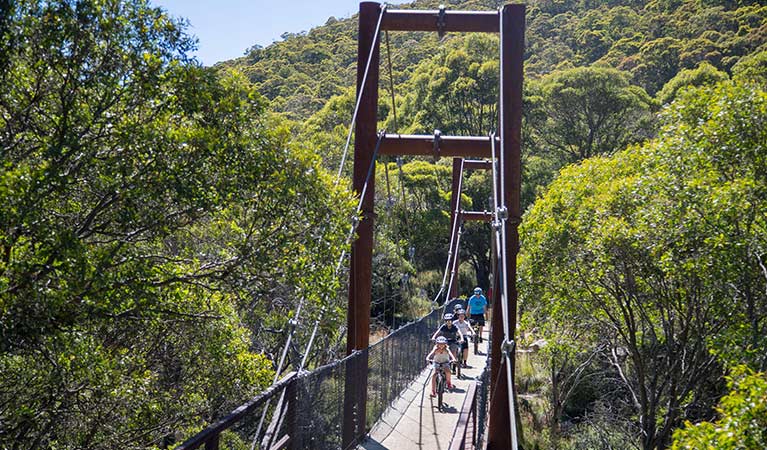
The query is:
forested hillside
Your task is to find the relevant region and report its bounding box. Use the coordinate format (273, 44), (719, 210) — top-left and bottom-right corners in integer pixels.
(220, 0), (767, 449)
(1, 0), (766, 448)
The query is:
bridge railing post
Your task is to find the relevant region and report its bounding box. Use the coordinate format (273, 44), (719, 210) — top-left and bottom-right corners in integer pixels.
(204, 435), (218, 450)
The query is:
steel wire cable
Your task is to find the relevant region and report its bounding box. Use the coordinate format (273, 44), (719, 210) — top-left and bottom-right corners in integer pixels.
(336, 5), (387, 182)
(444, 159), (466, 309)
(254, 5), (387, 443)
(489, 129), (519, 450)
(384, 30), (399, 133)
(299, 130), (386, 369)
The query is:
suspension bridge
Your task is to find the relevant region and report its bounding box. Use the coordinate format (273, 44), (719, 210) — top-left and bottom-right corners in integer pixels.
(176, 3), (524, 449)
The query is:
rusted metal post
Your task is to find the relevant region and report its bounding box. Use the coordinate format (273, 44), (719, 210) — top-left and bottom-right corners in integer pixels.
(488, 4), (524, 450)
(448, 158), (462, 299)
(343, 2), (381, 449)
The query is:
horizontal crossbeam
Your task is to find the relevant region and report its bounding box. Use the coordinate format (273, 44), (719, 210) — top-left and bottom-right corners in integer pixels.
(382, 9), (499, 32)
(463, 160), (493, 170)
(462, 211), (494, 222)
(379, 134), (497, 158)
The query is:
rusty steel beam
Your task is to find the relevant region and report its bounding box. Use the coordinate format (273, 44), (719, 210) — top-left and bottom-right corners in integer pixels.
(344, 2), (380, 449)
(462, 211), (493, 222)
(463, 160), (493, 170)
(379, 134), (497, 158)
(382, 9), (499, 32)
(488, 4), (525, 450)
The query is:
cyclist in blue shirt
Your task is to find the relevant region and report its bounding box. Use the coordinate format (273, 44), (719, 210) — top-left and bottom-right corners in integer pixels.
(468, 287), (488, 342)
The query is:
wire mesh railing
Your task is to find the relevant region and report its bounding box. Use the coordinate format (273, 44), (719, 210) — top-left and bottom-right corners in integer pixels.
(176, 308), (442, 450)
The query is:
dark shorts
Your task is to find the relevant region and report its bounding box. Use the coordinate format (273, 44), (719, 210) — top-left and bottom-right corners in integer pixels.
(460, 340), (468, 351)
(470, 313), (485, 326)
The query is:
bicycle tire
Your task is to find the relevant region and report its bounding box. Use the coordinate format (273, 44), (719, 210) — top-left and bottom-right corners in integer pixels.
(437, 373), (445, 411)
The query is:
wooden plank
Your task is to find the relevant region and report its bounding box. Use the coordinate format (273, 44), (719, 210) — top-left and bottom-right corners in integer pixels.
(379, 134), (497, 158)
(382, 9), (499, 33)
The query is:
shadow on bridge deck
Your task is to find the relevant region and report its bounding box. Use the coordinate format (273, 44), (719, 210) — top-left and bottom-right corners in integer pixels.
(359, 330), (489, 450)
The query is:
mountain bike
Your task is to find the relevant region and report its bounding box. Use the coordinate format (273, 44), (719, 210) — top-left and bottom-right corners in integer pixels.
(449, 341), (462, 379)
(469, 319), (479, 354)
(429, 360), (449, 411)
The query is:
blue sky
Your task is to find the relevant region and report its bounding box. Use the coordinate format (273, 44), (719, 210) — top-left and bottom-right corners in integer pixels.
(152, 0), (373, 65)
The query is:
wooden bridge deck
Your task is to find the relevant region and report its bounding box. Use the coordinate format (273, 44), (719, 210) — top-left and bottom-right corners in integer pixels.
(360, 329), (489, 450)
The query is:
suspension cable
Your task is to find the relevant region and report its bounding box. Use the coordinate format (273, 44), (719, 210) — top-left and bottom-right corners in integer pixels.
(252, 296), (304, 448)
(336, 5), (387, 182)
(300, 131), (387, 366)
(384, 30), (399, 133)
(490, 130), (519, 450)
(258, 131), (387, 448)
(443, 158), (466, 309)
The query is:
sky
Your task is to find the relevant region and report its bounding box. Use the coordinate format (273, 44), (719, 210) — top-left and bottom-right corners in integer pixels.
(152, 0), (370, 66)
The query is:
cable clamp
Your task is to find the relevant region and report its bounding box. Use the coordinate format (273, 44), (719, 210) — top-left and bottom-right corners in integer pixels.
(437, 5), (447, 39)
(497, 206), (508, 220)
(288, 318), (298, 329)
(501, 338), (516, 357)
(492, 220), (502, 231)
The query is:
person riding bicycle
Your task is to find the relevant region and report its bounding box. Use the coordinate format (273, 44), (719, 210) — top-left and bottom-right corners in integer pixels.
(432, 313), (464, 376)
(453, 309), (475, 367)
(468, 287), (488, 342)
(426, 336), (457, 397)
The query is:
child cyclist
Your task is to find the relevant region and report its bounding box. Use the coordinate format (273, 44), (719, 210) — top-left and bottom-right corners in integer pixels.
(426, 336), (457, 396)
(453, 309), (475, 366)
(432, 313), (464, 377)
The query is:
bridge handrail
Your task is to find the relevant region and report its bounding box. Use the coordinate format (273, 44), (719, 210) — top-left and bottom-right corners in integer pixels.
(449, 381), (478, 450)
(176, 371), (297, 450)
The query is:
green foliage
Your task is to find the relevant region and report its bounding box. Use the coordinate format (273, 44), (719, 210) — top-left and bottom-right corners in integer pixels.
(672, 366), (767, 450)
(396, 34), (500, 136)
(519, 78), (767, 448)
(657, 61), (729, 104)
(527, 66), (656, 163)
(0, 0), (354, 447)
(731, 48), (767, 86)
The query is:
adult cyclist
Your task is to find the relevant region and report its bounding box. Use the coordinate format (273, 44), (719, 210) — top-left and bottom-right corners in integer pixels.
(468, 287), (488, 342)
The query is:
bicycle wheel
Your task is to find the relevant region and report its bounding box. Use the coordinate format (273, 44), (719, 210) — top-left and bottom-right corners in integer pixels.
(437, 375), (445, 411)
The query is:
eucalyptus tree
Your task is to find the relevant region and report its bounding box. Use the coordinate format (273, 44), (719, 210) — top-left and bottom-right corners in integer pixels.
(526, 66), (656, 165)
(519, 78), (767, 449)
(0, 0), (353, 447)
